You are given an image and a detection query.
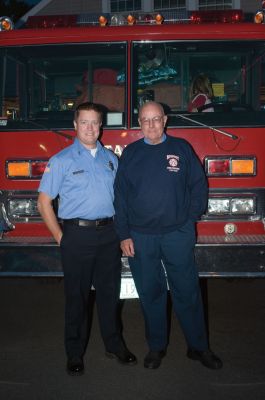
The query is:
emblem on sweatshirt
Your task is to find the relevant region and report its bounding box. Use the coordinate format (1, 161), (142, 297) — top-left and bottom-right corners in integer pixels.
(166, 155), (180, 172)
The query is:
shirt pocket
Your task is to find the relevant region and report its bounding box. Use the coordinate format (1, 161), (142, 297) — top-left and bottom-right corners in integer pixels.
(64, 169), (92, 192)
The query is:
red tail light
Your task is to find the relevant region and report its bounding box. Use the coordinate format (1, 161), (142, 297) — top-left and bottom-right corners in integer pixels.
(31, 161), (48, 178)
(207, 159), (230, 175)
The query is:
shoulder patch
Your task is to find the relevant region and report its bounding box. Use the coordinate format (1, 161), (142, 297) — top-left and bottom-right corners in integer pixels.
(44, 163), (51, 173)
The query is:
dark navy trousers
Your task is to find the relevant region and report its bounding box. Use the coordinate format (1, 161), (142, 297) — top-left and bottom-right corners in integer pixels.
(60, 222), (122, 358)
(129, 220), (208, 352)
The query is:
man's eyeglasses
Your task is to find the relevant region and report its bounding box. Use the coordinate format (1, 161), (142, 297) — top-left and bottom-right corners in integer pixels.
(140, 116), (164, 125)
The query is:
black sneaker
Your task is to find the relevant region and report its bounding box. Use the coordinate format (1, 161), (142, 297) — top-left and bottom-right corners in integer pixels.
(187, 348), (223, 370)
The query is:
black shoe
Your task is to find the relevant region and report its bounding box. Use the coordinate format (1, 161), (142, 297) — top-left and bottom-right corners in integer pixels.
(105, 348), (137, 366)
(66, 357), (84, 376)
(144, 350), (166, 369)
(187, 348), (223, 370)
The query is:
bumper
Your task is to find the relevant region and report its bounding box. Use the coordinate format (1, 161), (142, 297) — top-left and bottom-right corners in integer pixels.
(0, 236), (264, 278)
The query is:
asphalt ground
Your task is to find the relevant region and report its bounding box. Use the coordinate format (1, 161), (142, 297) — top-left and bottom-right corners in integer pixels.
(0, 278), (265, 400)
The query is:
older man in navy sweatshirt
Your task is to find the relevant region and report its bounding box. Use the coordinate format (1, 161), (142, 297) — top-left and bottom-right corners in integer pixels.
(114, 101), (222, 370)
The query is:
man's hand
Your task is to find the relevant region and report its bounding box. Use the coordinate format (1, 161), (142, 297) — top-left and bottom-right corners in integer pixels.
(120, 238), (135, 257)
(37, 192), (62, 245)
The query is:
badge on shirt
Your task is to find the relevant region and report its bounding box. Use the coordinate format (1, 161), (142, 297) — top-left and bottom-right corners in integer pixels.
(108, 161), (114, 171)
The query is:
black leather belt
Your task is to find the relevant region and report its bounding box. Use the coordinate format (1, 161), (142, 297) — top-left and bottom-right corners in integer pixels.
(63, 217), (113, 227)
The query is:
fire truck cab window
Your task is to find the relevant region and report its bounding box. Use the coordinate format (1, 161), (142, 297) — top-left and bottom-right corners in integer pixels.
(131, 41), (265, 127)
(0, 43), (126, 128)
(1, 39), (265, 129)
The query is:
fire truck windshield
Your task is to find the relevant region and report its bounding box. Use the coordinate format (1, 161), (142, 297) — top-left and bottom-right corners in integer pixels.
(1, 38), (265, 129)
(0, 42), (126, 128)
(132, 40), (265, 128)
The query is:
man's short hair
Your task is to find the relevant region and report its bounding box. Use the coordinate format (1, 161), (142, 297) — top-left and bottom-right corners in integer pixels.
(138, 101), (165, 118)
(74, 102), (103, 122)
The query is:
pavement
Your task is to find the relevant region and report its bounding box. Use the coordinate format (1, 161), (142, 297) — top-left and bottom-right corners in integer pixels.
(0, 278), (265, 400)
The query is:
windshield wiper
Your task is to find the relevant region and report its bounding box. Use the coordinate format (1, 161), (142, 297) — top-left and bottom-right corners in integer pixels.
(175, 114), (238, 140)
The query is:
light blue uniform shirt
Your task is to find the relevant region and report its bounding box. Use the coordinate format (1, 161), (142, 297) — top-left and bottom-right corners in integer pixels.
(38, 139), (118, 219)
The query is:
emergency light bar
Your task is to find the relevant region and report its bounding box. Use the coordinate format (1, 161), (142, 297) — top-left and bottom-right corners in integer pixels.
(26, 13), (167, 28)
(25, 9), (244, 29)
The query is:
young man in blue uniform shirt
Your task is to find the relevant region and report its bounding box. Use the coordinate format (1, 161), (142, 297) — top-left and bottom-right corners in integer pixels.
(114, 101), (222, 370)
(38, 102), (136, 376)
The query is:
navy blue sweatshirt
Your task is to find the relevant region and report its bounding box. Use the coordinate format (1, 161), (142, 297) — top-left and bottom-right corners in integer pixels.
(114, 134), (208, 240)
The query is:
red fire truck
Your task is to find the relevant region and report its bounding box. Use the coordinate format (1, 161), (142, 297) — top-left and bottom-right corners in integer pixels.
(0, 9), (264, 297)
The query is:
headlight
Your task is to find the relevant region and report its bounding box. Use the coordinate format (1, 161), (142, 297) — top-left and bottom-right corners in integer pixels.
(231, 198), (255, 214)
(208, 198), (230, 214)
(208, 197), (256, 215)
(8, 198), (39, 220)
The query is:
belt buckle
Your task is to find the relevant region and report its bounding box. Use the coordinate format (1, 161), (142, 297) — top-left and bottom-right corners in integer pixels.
(96, 219), (103, 227)
(79, 219), (88, 227)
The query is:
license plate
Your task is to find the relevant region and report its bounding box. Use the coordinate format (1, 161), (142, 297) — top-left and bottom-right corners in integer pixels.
(120, 278), (138, 299)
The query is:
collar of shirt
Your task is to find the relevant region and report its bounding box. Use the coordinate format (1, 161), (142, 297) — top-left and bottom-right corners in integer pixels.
(144, 133), (167, 145)
(73, 138), (103, 155)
